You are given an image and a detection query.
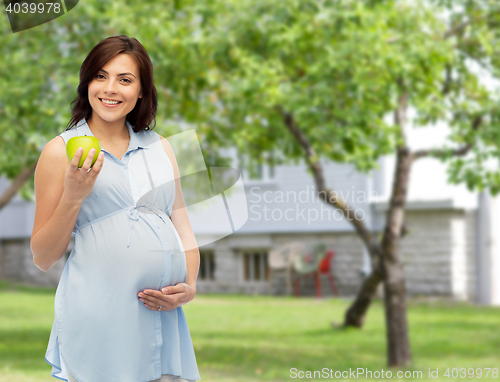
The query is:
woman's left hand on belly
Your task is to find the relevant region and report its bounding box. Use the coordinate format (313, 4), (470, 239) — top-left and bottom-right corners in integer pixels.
(137, 283), (196, 311)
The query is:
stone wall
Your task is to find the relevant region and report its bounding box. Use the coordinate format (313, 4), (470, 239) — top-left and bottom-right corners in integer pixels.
(465, 210), (477, 302)
(196, 232), (366, 298)
(197, 208), (477, 301)
(399, 208), (476, 300)
(0, 238), (69, 287)
(1, 208), (477, 301)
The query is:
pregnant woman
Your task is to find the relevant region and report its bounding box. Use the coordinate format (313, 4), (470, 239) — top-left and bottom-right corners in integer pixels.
(30, 35), (201, 382)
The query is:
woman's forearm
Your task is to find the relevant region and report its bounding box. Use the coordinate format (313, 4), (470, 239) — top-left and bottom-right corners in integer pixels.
(31, 192), (82, 271)
(185, 247), (200, 291)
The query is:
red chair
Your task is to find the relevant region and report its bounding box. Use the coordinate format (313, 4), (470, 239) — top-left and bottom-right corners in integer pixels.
(294, 250), (339, 298)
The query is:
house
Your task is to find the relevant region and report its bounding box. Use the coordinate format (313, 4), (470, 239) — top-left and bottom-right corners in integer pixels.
(1, 124), (499, 304)
(195, 149), (480, 301)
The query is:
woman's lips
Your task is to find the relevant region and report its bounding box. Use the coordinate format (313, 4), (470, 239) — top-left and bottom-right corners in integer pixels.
(99, 98), (123, 108)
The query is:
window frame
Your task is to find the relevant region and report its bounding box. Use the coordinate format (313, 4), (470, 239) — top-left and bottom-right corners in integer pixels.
(237, 151), (277, 183)
(199, 250), (216, 281)
(239, 249), (270, 283)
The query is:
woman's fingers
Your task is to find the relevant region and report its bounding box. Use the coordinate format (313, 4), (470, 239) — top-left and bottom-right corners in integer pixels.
(90, 152), (105, 176)
(144, 303), (175, 311)
(80, 148), (96, 172)
(139, 291), (178, 310)
(143, 299), (176, 311)
(69, 147), (84, 171)
(69, 147), (97, 173)
(64, 148), (104, 203)
(138, 286), (195, 311)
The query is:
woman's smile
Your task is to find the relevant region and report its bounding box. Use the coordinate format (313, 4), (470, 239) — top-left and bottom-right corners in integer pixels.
(98, 97), (123, 107)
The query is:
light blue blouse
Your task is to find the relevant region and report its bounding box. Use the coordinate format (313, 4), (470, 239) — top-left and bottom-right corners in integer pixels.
(44, 119), (200, 382)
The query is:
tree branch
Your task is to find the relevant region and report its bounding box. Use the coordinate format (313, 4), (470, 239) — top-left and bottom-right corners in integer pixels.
(412, 115), (483, 161)
(441, 63), (452, 95)
(386, 36), (400, 44)
(380, 82), (412, 264)
(343, 267), (384, 328)
(0, 160), (38, 210)
(274, 105), (382, 261)
(443, 13), (490, 39)
(443, 19), (474, 39)
(395, 79), (409, 147)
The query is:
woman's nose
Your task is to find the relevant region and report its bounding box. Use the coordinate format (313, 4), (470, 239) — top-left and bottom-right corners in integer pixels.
(104, 80), (118, 94)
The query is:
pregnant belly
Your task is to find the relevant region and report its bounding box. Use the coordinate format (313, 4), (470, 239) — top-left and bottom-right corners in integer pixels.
(70, 214), (186, 297)
(58, 213), (186, 359)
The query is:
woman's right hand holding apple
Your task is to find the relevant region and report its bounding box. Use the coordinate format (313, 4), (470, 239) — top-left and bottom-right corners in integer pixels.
(32, 138), (105, 271)
(63, 147), (105, 205)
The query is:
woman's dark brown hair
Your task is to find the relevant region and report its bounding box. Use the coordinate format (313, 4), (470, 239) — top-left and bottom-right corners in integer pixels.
(66, 35), (157, 132)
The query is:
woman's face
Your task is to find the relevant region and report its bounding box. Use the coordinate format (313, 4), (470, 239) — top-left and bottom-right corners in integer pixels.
(87, 53), (142, 125)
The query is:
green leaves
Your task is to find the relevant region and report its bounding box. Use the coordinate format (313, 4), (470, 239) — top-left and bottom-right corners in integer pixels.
(1, 0), (500, 198)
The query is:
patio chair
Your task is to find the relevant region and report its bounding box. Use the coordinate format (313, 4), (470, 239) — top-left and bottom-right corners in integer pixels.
(293, 244), (339, 298)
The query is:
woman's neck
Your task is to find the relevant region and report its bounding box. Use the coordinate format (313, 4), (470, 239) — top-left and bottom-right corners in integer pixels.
(87, 115), (129, 142)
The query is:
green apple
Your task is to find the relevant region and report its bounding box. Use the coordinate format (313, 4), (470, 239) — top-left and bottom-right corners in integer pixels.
(66, 135), (102, 168)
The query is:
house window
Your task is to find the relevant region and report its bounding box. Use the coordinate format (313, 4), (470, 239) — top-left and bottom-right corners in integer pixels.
(199, 250), (215, 280)
(242, 250), (269, 281)
(237, 151), (276, 182)
(251, 163), (264, 180)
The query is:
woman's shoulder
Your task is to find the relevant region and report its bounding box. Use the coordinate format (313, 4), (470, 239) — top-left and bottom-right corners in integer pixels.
(59, 122), (87, 144)
(38, 135), (67, 168)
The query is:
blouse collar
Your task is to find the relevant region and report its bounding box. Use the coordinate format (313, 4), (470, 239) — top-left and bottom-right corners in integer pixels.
(75, 118), (149, 152)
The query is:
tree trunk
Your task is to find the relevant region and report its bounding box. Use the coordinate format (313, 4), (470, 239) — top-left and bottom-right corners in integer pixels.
(277, 105), (386, 329)
(382, 259), (411, 366)
(343, 267), (383, 327)
(277, 103), (412, 364)
(380, 144), (413, 366)
(0, 160), (38, 211)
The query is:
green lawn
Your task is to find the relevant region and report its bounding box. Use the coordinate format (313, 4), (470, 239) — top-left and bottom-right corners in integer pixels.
(1, 280), (499, 382)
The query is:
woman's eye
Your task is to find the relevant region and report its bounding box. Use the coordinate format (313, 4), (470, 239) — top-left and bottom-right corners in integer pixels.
(121, 78), (132, 83)
(96, 74), (105, 79)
